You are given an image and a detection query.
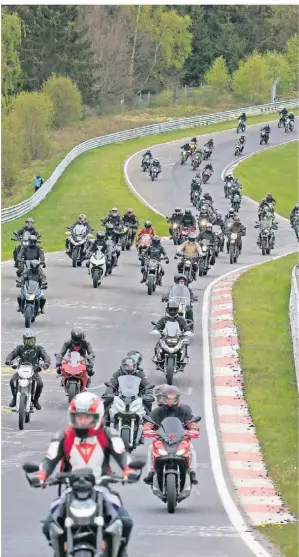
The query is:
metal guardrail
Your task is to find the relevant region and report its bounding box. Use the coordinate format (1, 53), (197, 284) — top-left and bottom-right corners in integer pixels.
(289, 264), (299, 392)
(2, 98), (298, 223)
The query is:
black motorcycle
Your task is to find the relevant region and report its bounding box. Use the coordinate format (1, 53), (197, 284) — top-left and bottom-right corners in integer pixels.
(260, 131), (270, 145)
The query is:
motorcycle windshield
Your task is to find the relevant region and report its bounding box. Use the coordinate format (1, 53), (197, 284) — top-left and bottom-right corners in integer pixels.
(168, 285), (191, 307)
(24, 280), (40, 294)
(201, 238), (210, 247)
(261, 220), (272, 230)
(163, 321), (181, 338)
(68, 351), (81, 367)
(140, 234), (152, 245)
(213, 225), (222, 234)
(73, 224), (87, 239)
(158, 417), (185, 443)
(95, 248), (105, 259)
(118, 375), (141, 397)
(22, 231), (31, 241)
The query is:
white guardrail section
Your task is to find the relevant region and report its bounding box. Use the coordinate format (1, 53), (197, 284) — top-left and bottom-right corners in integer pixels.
(2, 98), (299, 223)
(289, 263), (299, 391)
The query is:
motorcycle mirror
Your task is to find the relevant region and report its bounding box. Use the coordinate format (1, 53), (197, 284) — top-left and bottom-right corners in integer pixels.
(143, 415), (156, 425)
(186, 415), (201, 424)
(104, 381), (114, 388)
(147, 384), (155, 390)
(185, 331), (194, 337)
(150, 330), (159, 335)
(151, 321), (157, 326)
(23, 462), (39, 473)
(129, 458), (146, 470)
(144, 395), (155, 402)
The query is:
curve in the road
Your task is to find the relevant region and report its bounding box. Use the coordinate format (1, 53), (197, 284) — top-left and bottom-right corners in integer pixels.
(2, 120), (297, 557)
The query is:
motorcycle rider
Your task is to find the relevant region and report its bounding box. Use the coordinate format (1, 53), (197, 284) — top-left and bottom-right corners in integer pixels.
(258, 197), (273, 220)
(86, 231), (112, 275)
(102, 356), (154, 414)
(154, 384), (167, 406)
(190, 174), (202, 202)
(152, 300), (191, 365)
(66, 213), (93, 253)
(202, 192), (213, 204)
(238, 112), (247, 123)
(150, 158), (161, 176)
(29, 391), (141, 557)
(224, 207), (236, 224)
(17, 234), (46, 276)
(279, 107), (288, 124)
(181, 141), (192, 155)
(104, 223), (121, 265)
(13, 217), (39, 265)
(198, 204), (213, 223)
(175, 232), (202, 280)
(204, 138), (214, 150)
(287, 112), (295, 125)
(167, 208), (183, 236)
(260, 124), (271, 135)
(141, 150), (153, 168)
(290, 202), (299, 225)
(16, 260), (47, 314)
(140, 236), (169, 284)
(256, 208), (278, 248)
(203, 163), (213, 173)
(213, 210), (225, 231)
(5, 330), (50, 410)
(56, 327), (95, 386)
(143, 385), (200, 485)
(122, 209), (139, 241)
(102, 208), (123, 228)
(236, 135), (246, 152)
(181, 209), (196, 229)
(197, 222), (217, 266)
(136, 220), (156, 243)
(225, 216), (246, 254)
(265, 192), (276, 205)
(162, 274), (198, 326)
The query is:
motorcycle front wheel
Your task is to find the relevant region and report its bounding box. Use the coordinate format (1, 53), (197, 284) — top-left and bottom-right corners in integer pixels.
(121, 428), (131, 451)
(24, 306), (32, 328)
(68, 382), (78, 403)
(166, 473), (177, 513)
(18, 392), (27, 430)
(148, 275), (154, 295)
(166, 356), (175, 385)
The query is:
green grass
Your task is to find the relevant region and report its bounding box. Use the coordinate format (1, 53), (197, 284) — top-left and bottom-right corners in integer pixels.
(233, 254), (298, 557)
(235, 141), (299, 219)
(1, 112), (289, 260)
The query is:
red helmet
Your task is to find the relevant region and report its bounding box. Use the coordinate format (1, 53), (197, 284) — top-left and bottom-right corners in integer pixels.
(161, 385), (180, 408)
(68, 392), (104, 438)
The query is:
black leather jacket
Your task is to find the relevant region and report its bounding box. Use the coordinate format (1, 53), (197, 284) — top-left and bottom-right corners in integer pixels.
(5, 345), (51, 369)
(16, 226), (39, 237)
(104, 369), (152, 396)
(198, 231), (217, 245)
(149, 403), (194, 425)
(123, 214), (139, 227)
(56, 339), (95, 365)
(18, 245), (45, 263)
(144, 245), (168, 261)
(181, 215), (196, 228)
(102, 215), (123, 227)
(155, 316), (190, 332)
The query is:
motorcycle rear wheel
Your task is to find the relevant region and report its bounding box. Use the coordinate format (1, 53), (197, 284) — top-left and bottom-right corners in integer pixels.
(166, 473), (177, 514)
(229, 246), (235, 264)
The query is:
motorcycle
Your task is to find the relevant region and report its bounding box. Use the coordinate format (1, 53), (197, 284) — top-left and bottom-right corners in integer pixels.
(20, 279), (44, 328)
(278, 115), (286, 128)
(178, 226), (196, 245)
(180, 149), (188, 165)
(142, 157), (151, 172)
(191, 153), (201, 171)
(105, 238), (118, 273)
(214, 225), (224, 256)
(291, 215), (299, 241)
(151, 320), (194, 384)
(228, 232), (240, 264)
(198, 239), (211, 275)
(103, 375), (155, 452)
(89, 249), (107, 288)
(143, 416), (201, 513)
(260, 131), (270, 145)
(56, 351), (89, 403)
(167, 284), (193, 326)
(224, 181), (232, 199)
(136, 233), (152, 265)
(167, 221), (179, 246)
(231, 192), (241, 212)
(203, 147), (211, 160)
(66, 224), (93, 268)
(176, 256), (196, 285)
(191, 189), (200, 208)
(237, 118), (246, 133)
(23, 461), (145, 557)
(12, 230), (36, 267)
(144, 258), (166, 296)
(235, 143), (244, 156)
(202, 169), (213, 184)
(150, 166), (159, 181)
(11, 362), (36, 430)
(122, 225), (135, 250)
(285, 119), (295, 132)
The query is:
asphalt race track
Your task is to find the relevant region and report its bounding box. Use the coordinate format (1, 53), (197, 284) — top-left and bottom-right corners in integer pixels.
(2, 119), (298, 557)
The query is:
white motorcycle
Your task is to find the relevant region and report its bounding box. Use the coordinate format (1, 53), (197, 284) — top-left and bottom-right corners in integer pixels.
(66, 224), (94, 267)
(89, 248), (107, 288)
(11, 363), (35, 430)
(106, 375), (154, 452)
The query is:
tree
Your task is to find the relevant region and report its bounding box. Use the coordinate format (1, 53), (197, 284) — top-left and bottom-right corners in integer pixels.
(232, 52), (272, 104)
(8, 6), (96, 104)
(204, 56), (230, 92)
(266, 7), (299, 52)
(264, 51), (293, 95)
(284, 34), (299, 90)
(1, 112), (24, 191)
(43, 75), (82, 128)
(1, 10), (22, 110)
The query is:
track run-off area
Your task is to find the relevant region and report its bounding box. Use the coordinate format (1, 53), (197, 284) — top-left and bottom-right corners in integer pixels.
(1, 119), (298, 557)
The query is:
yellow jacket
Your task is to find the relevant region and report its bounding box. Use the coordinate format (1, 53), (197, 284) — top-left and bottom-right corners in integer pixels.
(177, 241), (202, 257)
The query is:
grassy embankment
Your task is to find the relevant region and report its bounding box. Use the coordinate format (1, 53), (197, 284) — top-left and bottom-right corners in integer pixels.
(233, 142), (298, 557)
(1, 112), (288, 260)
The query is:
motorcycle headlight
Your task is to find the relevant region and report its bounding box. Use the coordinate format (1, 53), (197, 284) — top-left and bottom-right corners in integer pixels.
(26, 294), (35, 300)
(185, 261), (191, 267)
(176, 448), (186, 456)
(130, 399), (143, 412)
(167, 338), (178, 346)
(157, 448), (168, 456)
(19, 379), (29, 387)
(202, 246), (207, 252)
(70, 501), (97, 518)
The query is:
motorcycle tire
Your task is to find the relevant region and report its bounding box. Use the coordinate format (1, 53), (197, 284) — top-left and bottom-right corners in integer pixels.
(266, 247), (271, 255)
(215, 245), (219, 257)
(68, 382), (78, 403)
(265, 137), (269, 144)
(24, 305), (32, 328)
(147, 275), (154, 296)
(172, 233), (178, 246)
(121, 428), (131, 452)
(203, 175), (208, 184)
(166, 356), (175, 385)
(93, 270), (100, 288)
(18, 392), (27, 431)
(229, 246), (235, 264)
(72, 247), (78, 268)
(180, 158), (185, 165)
(166, 473), (177, 514)
(126, 242), (131, 251)
(143, 166), (146, 172)
(235, 149), (239, 156)
(73, 551), (94, 557)
(198, 262), (204, 276)
(261, 239), (267, 256)
(260, 138), (263, 145)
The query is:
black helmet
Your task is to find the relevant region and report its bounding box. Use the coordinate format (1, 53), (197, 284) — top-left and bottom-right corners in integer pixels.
(71, 327), (85, 346)
(166, 300), (179, 319)
(30, 259), (40, 271)
(188, 232), (197, 242)
(174, 208), (181, 214)
(201, 206), (208, 214)
(29, 235), (37, 245)
(154, 384), (167, 406)
(120, 357), (137, 375)
(23, 329), (36, 347)
(96, 231), (105, 242)
(152, 235), (161, 246)
(161, 385), (180, 408)
(241, 135), (245, 140)
(185, 209), (191, 215)
(175, 273), (187, 284)
(144, 221), (152, 230)
(127, 350), (142, 366)
(203, 193), (209, 199)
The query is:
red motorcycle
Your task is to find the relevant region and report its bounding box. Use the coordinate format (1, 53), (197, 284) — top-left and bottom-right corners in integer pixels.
(136, 233), (152, 265)
(57, 351), (89, 402)
(202, 168), (213, 184)
(178, 226), (196, 244)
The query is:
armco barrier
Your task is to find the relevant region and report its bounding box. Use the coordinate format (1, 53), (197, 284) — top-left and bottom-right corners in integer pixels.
(2, 98), (298, 223)
(289, 263), (299, 391)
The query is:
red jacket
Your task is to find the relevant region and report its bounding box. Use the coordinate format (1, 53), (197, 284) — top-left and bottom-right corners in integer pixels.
(136, 227), (156, 240)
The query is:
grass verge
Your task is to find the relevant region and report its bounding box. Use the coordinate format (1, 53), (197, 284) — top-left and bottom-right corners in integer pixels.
(1, 113), (288, 260)
(234, 140), (298, 219)
(233, 254), (298, 557)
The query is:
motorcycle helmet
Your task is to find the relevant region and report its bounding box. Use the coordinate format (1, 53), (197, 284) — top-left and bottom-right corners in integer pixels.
(144, 221), (152, 230)
(206, 222), (213, 231)
(241, 136), (245, 141)
(201, 207), (208, 214)
(120, 357), (138, 375)
(71, 326), (85, 346)
(154, 384), (167, 406)
(30, 259), (40, 271)
(96, 231), (106, 240)
(69, 392), (104, 438)
(295, 202), (299, 209)
(267, 193), (272, 197)
(126, 208), (133, 215)
(185, 209), (192, 215)
(127, 350), (142, 367)
(188, 232), (197, 242)
(195, 172), (201, 179)
(23, 329), (36, 347)
(111, 208), (118, 216)
(29, 235), (37, 245)
(25, 217), (34, 228)
(176, 273), (188, 285)
(228, 208), (235, 216)
(191, 137), (197, 143)
(161, 385), (180, 408)
(154, 158), (159, 164)
(79, 214), (87, 224)
(152, 235), (161, 247)
(174, 208), (181, 215)
(166, 300), (179, 320)
(203, 193), (210, 199)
